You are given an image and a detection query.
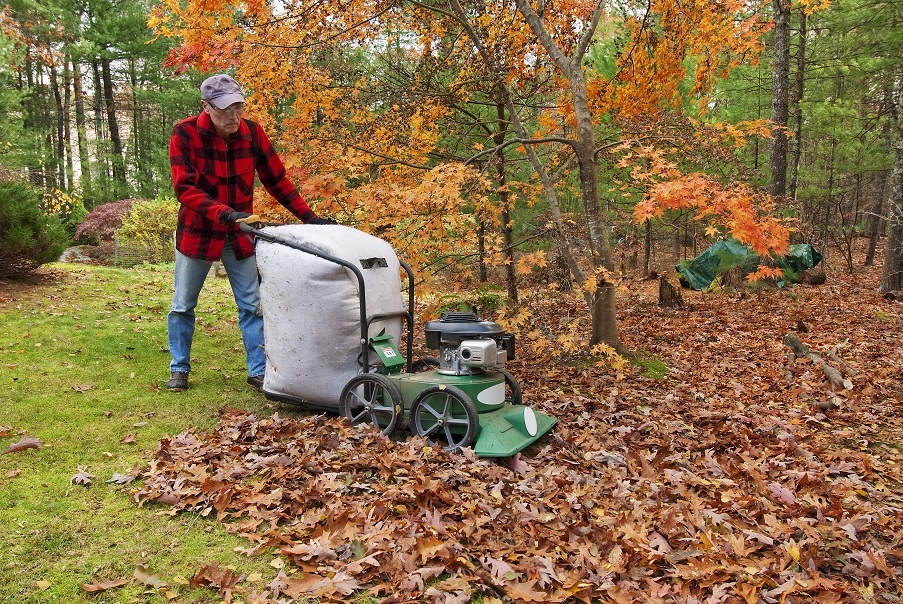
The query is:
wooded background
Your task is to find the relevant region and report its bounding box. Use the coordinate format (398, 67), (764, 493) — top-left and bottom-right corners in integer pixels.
(2, 0), (902, 337)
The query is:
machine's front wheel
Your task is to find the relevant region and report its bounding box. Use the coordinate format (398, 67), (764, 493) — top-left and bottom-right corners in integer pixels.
(410, 385), (479, 453)
(340, 374), (403, 436)
(497, 367), (523, 406)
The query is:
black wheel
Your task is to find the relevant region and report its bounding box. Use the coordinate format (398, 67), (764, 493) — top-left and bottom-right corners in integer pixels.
(411, 357), (439, 373)
(497, 368), (523, 406)
(410, 385), (479, 453)
(339, 374), (403, 436)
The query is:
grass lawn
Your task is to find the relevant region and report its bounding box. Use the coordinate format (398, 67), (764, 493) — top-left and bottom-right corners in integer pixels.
(0, 263), (309, 603)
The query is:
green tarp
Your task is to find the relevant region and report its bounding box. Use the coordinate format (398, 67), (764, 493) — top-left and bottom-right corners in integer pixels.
(676, 239), (822, 291)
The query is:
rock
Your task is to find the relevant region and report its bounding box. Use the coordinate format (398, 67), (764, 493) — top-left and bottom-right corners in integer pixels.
(58, 246), (94, 263)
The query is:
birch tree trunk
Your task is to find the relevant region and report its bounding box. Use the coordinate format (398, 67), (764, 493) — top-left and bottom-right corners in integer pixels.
(49, 61), (66, 190)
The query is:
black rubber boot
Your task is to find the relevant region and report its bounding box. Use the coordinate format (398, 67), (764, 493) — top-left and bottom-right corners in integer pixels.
(166, 371), (189, 392)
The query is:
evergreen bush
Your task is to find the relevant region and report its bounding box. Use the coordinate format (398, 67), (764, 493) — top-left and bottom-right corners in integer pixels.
(0, 180), (69, 277)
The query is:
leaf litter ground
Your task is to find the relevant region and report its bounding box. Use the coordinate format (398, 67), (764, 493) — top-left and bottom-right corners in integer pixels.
(135, 261), (903, 603)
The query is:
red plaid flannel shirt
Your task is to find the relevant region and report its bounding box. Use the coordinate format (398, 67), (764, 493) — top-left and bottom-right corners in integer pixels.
(169, 112), (317, 260)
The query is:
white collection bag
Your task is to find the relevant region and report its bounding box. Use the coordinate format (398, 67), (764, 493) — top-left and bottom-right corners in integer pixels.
(255, 224), (405, 407)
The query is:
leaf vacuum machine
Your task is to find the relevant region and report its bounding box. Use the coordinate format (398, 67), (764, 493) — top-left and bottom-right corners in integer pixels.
(238, 220), (556, 457)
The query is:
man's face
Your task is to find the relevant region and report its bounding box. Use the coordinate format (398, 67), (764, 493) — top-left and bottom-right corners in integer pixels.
(203, 101), (244, 138)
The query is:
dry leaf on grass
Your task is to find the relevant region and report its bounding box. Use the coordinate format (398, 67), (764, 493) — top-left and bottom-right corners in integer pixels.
(189, 562), (241, 597)
(107, 473), (136, 485)
(2, 435), (43, 454)
(134, 563), (167, 588)
(70, 467), (95, 485)
(81, 577), (128, 592)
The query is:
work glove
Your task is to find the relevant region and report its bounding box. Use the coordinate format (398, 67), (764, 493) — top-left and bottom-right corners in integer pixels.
(309, 216), (338, 225)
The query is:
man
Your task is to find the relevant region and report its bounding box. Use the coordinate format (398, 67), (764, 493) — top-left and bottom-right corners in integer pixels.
(166, 73), (332, 392)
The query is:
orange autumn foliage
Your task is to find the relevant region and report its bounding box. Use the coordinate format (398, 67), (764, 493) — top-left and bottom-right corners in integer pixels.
(150, 0), (780, 290)
(634, 173), (790, 259)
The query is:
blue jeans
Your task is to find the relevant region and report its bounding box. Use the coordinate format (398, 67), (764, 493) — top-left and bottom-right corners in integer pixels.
(167, 244), (265, 378)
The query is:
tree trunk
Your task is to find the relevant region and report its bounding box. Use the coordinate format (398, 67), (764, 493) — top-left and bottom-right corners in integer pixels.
(570, 78), (618, 348)
(130, 57), (145, 193)
(495, 102), (518, 302)
(91, 59), (108, 194)
(73, 61), (93, 200)
(453, 0), (621, 350)
(769, 0), (791, 199)
(658, 276), (683, 308)
(517, 0), (618, 348)
(879, 91), (903, 293)
(477, 221), (487, 282)
(787, 9), (805, 201)
(49, 62), (66, 190)
(867, 99), (894, 267)
(101, 57), (126, 189)
(63, 53), (74, 193)
(864, 169), (887, 267)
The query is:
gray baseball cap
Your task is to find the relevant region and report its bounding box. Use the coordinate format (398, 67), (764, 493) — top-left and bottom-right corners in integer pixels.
(200, 74), (245, 109)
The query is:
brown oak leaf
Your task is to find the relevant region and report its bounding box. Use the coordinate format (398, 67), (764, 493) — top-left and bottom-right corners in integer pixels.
(2, 435), (43, 454)
(189, 562), (241, 597)
(81, 577), (128, 592)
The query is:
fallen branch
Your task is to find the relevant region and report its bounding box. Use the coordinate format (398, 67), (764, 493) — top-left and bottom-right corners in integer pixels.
(827, 338), (858, 378)
(782, 333), (853, 391)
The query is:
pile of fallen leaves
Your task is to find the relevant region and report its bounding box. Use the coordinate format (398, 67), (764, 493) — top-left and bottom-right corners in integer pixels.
(134, 265), (903, 603)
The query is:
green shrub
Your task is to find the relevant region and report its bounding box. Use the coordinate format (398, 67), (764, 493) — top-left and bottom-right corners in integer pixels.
(0, 180), (69, 277)
(114, 196), (179, 265)
(74, 199), (134, 244)
(436, 283), (510, 315)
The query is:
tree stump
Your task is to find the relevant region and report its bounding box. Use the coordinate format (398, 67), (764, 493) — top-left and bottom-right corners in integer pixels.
(658, 276), (683, 308)
(721, 266), (746, 291)
(800, 268), (826, 285)
(628, 250), (639, 270)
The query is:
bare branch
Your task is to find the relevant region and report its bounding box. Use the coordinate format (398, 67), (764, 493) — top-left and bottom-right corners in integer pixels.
(465, 136), (575, 166)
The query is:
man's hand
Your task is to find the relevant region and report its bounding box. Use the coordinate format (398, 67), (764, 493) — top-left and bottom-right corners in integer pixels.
(309, 216), (338, 225)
